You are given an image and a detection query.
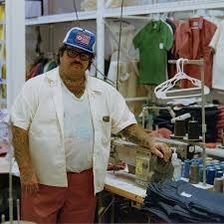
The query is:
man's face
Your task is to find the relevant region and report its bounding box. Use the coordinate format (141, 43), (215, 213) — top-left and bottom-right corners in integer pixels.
(60, 46), (92, 80)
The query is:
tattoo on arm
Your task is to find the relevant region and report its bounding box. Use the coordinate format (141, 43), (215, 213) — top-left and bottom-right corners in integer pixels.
(120, 124), (155, 149)
(12, 126), (33, 172)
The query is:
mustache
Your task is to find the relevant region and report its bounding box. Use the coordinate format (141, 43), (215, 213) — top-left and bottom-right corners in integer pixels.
(73, 61), (82, 66)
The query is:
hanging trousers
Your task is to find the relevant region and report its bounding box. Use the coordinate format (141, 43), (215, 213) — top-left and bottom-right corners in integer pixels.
(21, 169), (96, 224)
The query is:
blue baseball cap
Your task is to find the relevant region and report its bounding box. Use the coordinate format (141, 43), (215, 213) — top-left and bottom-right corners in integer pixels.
(63, 27), (96, 54)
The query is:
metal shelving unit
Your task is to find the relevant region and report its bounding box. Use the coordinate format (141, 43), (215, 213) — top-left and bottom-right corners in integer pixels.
(24, 0), (224, 81)
(105, 0), (224, 17)
(25, 10), (97, 26)
(25, 0), (224, 26)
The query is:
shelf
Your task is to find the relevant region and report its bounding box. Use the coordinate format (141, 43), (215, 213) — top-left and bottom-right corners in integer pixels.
(206, 147), (224, 158)
(25, 10), (97, 26)
(25, 0), (224, 26)
(105, 0), (224, 17)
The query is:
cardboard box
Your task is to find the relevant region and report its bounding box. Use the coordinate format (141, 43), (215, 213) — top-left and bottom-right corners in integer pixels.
(25, 0), (42, 18)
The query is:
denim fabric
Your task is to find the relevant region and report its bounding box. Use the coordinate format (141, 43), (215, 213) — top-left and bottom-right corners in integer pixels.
(142, 180), (224, 223)
(153, 106), (218, 142)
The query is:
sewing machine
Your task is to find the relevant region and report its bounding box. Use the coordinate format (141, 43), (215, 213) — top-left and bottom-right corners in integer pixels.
(110, 138), (174, 188)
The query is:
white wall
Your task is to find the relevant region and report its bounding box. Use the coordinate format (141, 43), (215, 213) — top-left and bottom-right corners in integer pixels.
(7, 0), (25, 109)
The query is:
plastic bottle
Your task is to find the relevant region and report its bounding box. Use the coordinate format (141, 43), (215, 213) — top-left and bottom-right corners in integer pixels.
(171, 147), (182, 181)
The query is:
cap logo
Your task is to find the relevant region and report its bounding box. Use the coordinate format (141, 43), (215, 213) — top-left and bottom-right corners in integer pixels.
(75, 32), (91, 46)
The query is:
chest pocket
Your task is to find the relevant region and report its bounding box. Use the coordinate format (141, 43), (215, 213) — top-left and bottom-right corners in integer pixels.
(36, 96), (57, 123)
(90, 92), (111, 145)
(99, 116), (111, 145)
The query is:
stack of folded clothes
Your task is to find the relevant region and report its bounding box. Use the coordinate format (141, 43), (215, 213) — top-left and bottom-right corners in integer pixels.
(142, 180), (224, 223)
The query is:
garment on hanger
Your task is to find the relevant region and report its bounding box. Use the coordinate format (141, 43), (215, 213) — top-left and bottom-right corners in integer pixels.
(26, 56), (57, 80)
(107, 21), (136, 74)
(166, 18), (181, 78)
(133, 19), (173, 85)
(174, 16), (217, 88)
(209, 20), (224, 90)
(108, 21), (136, 54)
(107, 57), (147, 114)
(107, 22), (138, 102)
(216, 105), (224, 142)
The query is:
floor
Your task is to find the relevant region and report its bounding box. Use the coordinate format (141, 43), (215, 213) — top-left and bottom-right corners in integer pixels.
(97, 192), (149, 223)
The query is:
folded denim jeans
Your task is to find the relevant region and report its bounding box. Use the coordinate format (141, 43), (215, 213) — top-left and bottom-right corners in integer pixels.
(142, 180), (224, 223)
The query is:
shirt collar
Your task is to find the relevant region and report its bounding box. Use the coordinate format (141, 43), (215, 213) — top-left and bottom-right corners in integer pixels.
(186, 16), (204, 32)
(150, 20), (161, 31)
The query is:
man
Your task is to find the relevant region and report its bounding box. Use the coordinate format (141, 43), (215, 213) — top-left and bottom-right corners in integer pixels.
(11, 27), (171, 224)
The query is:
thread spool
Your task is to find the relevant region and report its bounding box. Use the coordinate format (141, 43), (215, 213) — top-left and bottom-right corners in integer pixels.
(199, 164), (203, 182)
(183, 159), (191, 178)
(216, 170), (223, 178)
(214, 177), (223, 193)
(223, 178), (224, 193)
(174, 119), (186, 137)
(188, 119), (200, 140)
(189, 163), (199, 184)
(1, 214), (5, 223)
(206, 167), (216, 185)
(212, 160), (220, 165)
(220, 162), (224, 172)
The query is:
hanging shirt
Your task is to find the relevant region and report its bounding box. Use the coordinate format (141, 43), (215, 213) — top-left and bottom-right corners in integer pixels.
(175, 17), (217, 88)
(107, 22), (137, 84)
(108, 21), (136, 55)
(209, 20), (224, 90)
(166, 18), (181, 78)
(133, 20), (173, 85)
(62, 81), (94, 172)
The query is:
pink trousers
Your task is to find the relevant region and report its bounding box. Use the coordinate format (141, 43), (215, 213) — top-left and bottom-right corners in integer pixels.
(21, 169), (96, 224)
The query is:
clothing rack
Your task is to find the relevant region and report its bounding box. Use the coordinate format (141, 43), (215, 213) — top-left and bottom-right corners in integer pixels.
(168, 59), (207, 186)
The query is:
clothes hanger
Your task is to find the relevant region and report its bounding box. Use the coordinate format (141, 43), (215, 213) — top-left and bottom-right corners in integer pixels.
(154, 58), (210, 99)
(151, 13), (161, 21)
(160, 12), (168, 21)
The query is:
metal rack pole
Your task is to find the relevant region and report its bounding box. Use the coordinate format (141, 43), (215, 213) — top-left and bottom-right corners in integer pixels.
(168, 58), (207, 185)
(200, 61), (207, 186)
(8, 153), (13, 224)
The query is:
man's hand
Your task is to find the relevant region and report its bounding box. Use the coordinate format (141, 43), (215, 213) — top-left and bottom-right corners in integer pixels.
(120, 124), (172, 162)
(12, 126), (39, 194)
(20, 168), (39, 194)
(151, 143), (172, 162)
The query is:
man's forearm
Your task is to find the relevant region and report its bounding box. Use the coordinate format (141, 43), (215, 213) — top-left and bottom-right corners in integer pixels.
(12, 126), (33, 171)
(120, 124), (155, 149)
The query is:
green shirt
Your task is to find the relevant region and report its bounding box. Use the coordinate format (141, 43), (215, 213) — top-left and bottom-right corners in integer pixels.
(133, 20), (173, 85)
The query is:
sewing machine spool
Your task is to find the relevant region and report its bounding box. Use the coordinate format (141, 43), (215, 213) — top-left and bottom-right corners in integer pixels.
(171, 119), (186, 139)
(189, 163), (199, 184)
(214, 177), (224, 193)
(188, 120), (200, 140)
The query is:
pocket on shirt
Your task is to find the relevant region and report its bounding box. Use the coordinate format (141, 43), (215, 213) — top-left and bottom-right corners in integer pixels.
(99, 119), (111, 145)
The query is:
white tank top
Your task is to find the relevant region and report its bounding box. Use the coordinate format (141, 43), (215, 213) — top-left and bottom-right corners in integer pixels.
(62, 81), (94, 172)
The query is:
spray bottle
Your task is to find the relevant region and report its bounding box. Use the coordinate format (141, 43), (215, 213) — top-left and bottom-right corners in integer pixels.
(171, 147), (182, 181)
